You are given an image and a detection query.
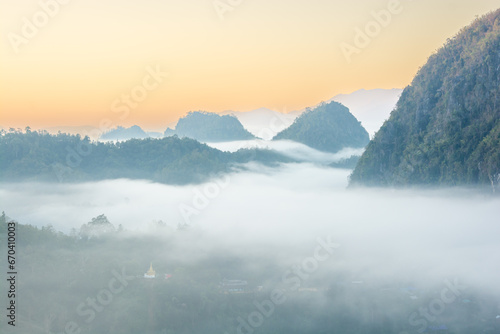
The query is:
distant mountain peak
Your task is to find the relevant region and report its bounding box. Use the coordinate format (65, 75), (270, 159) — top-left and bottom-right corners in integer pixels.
(164, 111), (255, 142)
(100, 125), (148, 141)
(273, 100), (370, 153)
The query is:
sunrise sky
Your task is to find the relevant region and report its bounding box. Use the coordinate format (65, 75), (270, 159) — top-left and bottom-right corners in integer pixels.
(1, 0), (499, 131)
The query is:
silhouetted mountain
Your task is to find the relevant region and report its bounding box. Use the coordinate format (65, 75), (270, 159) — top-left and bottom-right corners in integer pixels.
(164, 111), (255, 142)
(273, 101), (370, 153)
(289, 89), (402, 138)
(100, 125), (149, 141)
(350, 9), (500, 190)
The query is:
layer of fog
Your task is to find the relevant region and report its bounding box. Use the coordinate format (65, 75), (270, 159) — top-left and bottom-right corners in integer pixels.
(205, 139), (364, 164)
(1, 163), (500, 293)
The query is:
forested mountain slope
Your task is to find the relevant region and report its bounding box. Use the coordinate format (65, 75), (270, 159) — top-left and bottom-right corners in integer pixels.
(350, 9), (500, 190)
(273, 101), (369, 153)
(0, 130), (290, 185)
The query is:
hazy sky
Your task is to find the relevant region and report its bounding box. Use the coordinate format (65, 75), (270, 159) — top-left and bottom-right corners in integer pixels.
(1, 0), (499, 130)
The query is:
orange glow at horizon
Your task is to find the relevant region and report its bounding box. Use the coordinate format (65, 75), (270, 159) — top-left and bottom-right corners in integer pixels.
(1, 0), (499, 131)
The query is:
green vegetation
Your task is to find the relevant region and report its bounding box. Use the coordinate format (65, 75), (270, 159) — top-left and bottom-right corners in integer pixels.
(350, 9), (500, 189)
(329, 156), (360, 169)
(0, 129), (292, 185)
(164, 111), (255, 142)
(273, 101), (369, 153)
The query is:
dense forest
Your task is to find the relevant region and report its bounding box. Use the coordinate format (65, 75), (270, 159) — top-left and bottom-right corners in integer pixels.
(0, 129), (292, 185)
(350, 9), (500, 189)
(1, 213), (499, 334)
(273, 101), (369, 153)
(164, 112), (255, 142)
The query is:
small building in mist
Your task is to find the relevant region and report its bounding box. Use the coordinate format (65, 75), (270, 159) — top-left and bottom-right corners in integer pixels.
(144, 262), (156, 278)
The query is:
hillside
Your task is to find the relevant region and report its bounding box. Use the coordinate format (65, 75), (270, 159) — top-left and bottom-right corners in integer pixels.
(273, 101), (370, 153)
(164, 111), (255, 142)
(0, 130), (291, 185)
(350, 9), (500, 189)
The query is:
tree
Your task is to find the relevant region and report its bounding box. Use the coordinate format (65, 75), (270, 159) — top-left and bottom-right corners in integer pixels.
(0, 211), (7, 234)
(79, 214), (115, 239)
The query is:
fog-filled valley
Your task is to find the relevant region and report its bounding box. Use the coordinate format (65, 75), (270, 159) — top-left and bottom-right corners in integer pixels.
(2, 3), (500, 334)
(1, 161), (500, 334)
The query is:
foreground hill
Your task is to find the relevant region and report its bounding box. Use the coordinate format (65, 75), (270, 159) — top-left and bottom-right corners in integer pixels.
(164, 111), (255, 142)
(350, 9), (500, 189)
(0, 130), (291, 184)
(273, 101), (370, 153)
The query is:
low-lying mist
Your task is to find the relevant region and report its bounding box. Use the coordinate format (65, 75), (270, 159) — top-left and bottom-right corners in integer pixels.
(206, 139), (364, 164)
(1, 162), (499, 289)
(1, 161), (500, 334)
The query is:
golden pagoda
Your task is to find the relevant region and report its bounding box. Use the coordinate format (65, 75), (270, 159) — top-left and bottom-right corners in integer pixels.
(144, 262), (156, 278)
